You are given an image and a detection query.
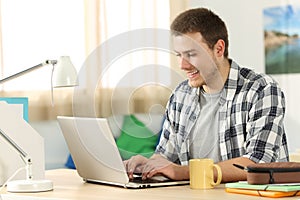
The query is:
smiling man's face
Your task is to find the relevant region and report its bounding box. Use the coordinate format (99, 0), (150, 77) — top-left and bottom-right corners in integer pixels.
(173, 32), (219, 88)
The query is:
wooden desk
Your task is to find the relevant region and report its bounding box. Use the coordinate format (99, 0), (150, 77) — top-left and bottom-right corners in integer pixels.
(1, 169), (299, 200)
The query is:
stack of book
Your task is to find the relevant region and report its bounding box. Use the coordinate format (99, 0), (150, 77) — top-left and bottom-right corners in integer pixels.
(225, 181), (300, 198)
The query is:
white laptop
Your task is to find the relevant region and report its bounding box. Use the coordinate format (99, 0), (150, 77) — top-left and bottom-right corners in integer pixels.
(57, 116), (189, 189)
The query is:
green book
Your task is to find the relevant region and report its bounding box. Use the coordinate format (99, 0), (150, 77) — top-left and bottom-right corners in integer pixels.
(225, 181), (300, 192)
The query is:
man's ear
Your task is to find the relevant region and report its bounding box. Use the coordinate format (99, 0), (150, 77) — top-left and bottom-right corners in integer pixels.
(214, 39), (225, 57)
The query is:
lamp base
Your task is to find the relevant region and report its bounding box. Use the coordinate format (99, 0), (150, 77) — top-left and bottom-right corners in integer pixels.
(7, 179), (53, 193)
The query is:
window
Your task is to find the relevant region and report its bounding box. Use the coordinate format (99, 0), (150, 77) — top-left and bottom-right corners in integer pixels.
(0, 0), (85, 91)
(94, 0), (171, 88)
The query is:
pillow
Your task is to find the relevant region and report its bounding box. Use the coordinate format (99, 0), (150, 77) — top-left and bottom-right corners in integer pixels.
(116, 114), (159, 160)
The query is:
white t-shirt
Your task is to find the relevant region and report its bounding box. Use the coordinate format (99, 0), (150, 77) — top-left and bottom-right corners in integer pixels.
(189, 87), (221, 163)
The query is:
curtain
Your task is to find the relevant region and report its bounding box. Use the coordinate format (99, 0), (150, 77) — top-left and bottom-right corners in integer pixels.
(0, 0), (189, 121)
(0, 0), (84, 121)
(0, 0), (3, 84)
(169, 0), (188, 86)
(76, 0), (188, 118)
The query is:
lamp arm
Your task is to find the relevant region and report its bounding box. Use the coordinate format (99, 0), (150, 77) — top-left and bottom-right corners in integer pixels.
(0, 128), (33, 180)
(0, 60), (57, 84)
(23, 155), (33, 180)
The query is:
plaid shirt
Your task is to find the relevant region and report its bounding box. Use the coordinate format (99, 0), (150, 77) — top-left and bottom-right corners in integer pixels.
(155, 60), (289, 165)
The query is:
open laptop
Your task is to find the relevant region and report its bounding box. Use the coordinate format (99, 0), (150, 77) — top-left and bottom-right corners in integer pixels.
(57, 116), (189, 189)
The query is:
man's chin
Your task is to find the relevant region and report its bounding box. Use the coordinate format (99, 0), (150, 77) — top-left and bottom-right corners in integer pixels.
(188, 80), (200, 88)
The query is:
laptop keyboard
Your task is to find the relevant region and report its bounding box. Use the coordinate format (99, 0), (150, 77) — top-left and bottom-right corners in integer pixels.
(132, 175), (172, 184)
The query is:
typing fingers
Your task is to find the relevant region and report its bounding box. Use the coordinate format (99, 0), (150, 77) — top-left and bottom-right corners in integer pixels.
(141, 157), (171, 179)
(123, 155), (148, 179)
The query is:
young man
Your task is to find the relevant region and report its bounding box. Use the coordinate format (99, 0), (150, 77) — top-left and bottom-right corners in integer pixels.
(124, 7), (289, 182)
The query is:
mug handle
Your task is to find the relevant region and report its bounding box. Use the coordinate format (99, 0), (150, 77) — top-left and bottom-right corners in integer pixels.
(211, 164), (222, 186)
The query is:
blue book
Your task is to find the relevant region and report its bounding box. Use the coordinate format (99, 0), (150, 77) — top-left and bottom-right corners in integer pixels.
(0, 97), (28, 122)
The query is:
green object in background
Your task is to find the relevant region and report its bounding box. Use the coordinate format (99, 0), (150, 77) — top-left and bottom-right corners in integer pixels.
(116, 114), (159, 160)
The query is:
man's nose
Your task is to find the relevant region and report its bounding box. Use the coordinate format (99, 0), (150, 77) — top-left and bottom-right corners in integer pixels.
(179, 56), (190, 70)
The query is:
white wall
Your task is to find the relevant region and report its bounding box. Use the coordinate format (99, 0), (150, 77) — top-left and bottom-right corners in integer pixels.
(189, 0), (300, 152)
(30, 121), (69, 169)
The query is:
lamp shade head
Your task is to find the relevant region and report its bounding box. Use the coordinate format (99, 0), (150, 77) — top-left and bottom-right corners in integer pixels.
(52, 56), (78, 88)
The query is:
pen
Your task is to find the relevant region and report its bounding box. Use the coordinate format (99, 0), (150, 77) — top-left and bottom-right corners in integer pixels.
(233, 163), (248, 171)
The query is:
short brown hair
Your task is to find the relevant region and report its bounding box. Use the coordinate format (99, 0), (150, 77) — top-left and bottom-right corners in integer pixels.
(171, 8), (229, 58)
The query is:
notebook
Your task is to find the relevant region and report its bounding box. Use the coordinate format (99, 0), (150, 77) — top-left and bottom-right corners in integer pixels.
(225, 181), (300, 198)
(57, 116), (189, 189)
(225, 188), (300, 198)
(225, 181), (300, 192)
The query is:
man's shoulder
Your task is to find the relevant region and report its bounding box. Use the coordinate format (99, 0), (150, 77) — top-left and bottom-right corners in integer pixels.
(228, 61), (283, 98)
(240, 67), (274, 83)
(235, 65), (279, 89)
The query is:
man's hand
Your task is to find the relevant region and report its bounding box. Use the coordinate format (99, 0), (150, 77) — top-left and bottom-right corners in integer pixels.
(123, 155), (148, 179)
(141, 154), (189, 180)
(123, 154), (189, 180)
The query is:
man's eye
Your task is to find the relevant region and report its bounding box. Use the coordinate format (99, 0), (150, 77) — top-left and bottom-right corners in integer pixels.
(187, 53), (196, 57)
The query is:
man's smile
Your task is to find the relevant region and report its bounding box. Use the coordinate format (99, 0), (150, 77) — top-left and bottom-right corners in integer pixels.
(187, 69), (200, 78)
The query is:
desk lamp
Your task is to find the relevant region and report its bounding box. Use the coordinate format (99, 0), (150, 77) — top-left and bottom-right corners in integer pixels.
(0, 56), (78, 192)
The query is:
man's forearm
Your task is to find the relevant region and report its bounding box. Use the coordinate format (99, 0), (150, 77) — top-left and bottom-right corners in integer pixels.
(152, 154), (255, 182)
(178, 157), (254, 182)
(216, 157), (255, 182)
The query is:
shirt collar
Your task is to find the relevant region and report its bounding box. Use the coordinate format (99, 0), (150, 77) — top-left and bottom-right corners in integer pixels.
(220, 59), (240, 105)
